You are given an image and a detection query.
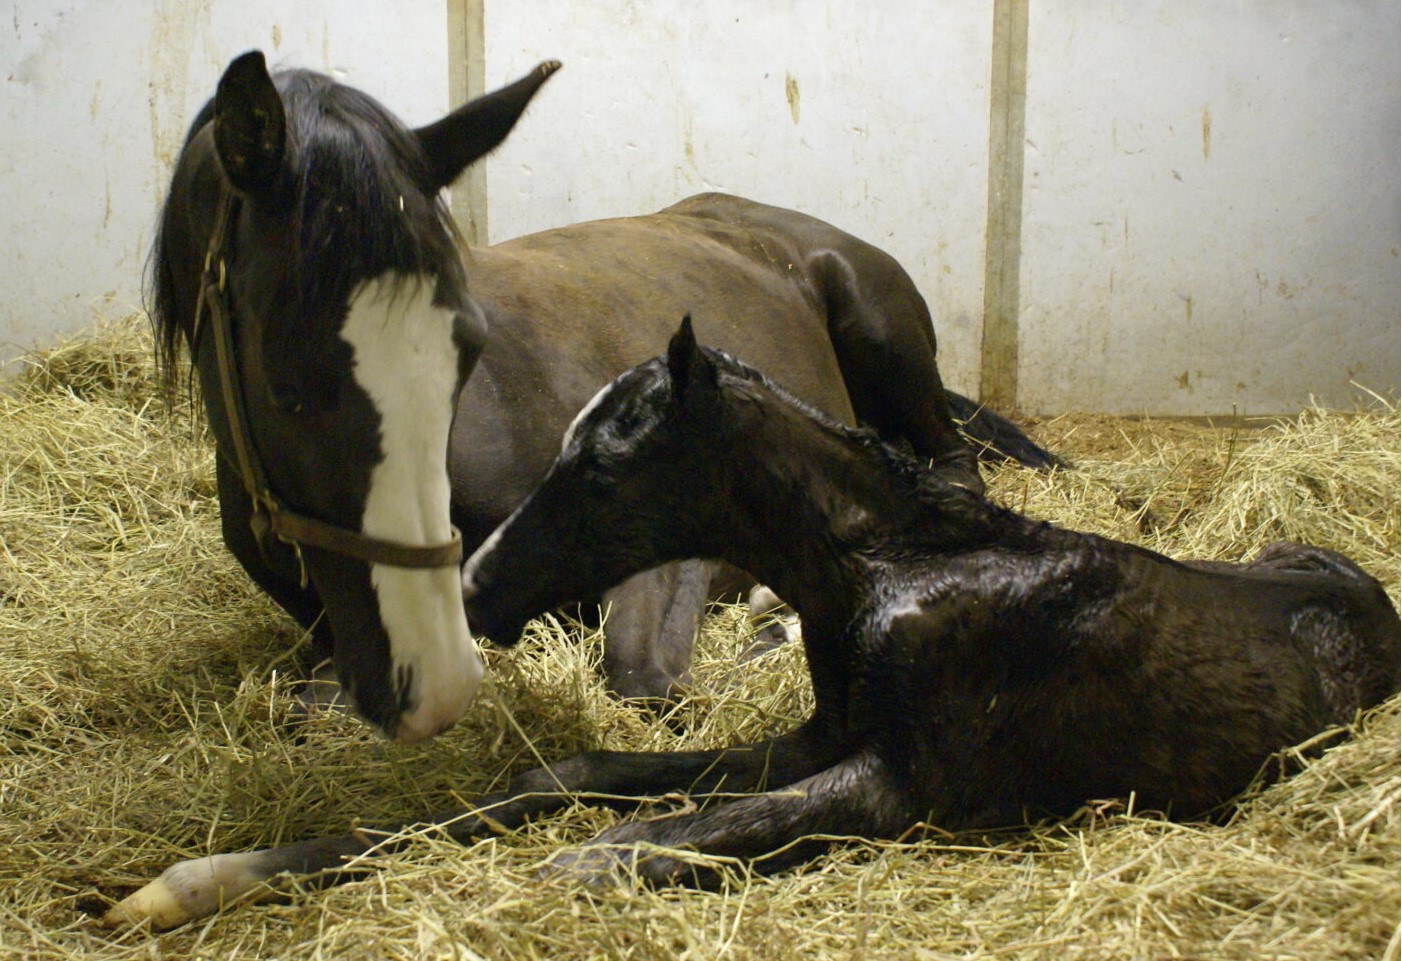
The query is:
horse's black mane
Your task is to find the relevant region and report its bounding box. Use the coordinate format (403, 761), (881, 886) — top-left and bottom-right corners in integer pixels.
(149, 68), (466, 392)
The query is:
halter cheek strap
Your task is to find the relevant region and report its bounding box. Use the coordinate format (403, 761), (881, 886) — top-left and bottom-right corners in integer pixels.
(193, 190), (464, 576)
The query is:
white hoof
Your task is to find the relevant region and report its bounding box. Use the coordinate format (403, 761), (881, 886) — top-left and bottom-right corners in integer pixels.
(102, 852), (270, 929)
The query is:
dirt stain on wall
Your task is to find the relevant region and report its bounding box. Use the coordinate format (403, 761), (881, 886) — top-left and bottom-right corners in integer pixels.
(785, 72), (800, 124)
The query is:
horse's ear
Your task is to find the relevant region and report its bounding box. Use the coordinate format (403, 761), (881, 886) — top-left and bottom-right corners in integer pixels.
(667, 314), (718, 408)
(214, 51), (286, 197)
(414, 60), (562, 191)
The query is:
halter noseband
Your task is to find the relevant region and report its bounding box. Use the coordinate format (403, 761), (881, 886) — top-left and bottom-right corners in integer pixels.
(193, 190), (464, 575)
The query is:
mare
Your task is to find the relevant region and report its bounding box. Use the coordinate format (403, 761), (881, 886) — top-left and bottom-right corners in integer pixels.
(107, 319), (1399, 928)
(148, 51), (1057, 744)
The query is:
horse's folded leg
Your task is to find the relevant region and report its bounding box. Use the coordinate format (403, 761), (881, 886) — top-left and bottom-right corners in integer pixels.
(289, 657), (350, 719)
(601, 562), (710, 704)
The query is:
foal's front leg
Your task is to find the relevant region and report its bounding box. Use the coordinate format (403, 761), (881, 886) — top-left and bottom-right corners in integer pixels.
(549, 748), (912, 887)
(104, 722), (841, 929)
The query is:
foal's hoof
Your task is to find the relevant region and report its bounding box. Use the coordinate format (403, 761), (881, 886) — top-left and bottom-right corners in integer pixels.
(546, 842), (701, 888)
(545, 844), (637, 887)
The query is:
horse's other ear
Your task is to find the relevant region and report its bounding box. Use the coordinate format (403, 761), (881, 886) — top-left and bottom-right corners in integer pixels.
(667, 314), (718, 408)
(213, 51), (286, 197)
(415, 60), (562, 192)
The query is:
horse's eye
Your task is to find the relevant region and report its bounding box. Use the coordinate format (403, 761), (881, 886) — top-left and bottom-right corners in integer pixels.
(268, 381), (307, 415)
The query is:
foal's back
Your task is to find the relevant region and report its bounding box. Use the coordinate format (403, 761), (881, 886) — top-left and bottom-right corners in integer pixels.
(883, 515), (1398, 824)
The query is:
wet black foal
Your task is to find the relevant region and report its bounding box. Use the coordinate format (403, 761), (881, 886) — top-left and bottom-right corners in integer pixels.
(108, 318), (1399, 927)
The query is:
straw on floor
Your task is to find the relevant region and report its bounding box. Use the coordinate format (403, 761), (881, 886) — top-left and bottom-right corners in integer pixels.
(1, 316), (1396, 960)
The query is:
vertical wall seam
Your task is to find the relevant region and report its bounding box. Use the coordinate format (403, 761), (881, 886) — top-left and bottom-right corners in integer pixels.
(447, 0), (488, 246)
(980, 0), (1030, 411)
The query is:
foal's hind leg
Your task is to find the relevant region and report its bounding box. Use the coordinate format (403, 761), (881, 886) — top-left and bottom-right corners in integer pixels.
(548, 749), (913, 886)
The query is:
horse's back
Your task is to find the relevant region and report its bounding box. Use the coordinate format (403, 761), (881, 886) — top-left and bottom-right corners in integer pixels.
(450, 199), (859, 535)
(463, 203), (852, 402)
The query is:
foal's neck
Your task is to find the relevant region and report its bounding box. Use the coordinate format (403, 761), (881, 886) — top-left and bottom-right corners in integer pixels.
(714, 397), (933, 627)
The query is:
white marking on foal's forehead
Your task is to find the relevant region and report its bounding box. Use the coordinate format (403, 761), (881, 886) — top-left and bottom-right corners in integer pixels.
(559, 377), (620, 456)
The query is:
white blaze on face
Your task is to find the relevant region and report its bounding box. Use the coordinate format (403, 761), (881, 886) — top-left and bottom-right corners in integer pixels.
(341, 276), (483, 743)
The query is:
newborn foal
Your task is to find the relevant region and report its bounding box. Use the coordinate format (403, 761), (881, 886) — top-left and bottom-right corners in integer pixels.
(107, 319), (1398, 927)
(459, 318), (1398, 879)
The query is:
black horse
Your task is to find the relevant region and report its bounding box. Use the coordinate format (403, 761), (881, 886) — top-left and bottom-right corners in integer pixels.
(106, 319), (1398, 929)
(149, 51), (1055, 743)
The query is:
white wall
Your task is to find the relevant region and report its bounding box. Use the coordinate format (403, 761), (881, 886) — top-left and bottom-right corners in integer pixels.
(480, 2), (994, 396)
(480, 1), (1398, 413)
(1, 1), (449, 370)
(1019, 1), (1400, 415)
(3, 2), (1397, 415)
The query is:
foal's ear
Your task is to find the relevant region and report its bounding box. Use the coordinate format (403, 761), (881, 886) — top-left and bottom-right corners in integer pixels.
(414, 60), (562, 192)
(666, 314), (718, 408)
(213, 51), (286, 197)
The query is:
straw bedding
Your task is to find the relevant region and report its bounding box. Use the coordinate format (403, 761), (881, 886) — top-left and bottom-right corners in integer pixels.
(1, 316), (1397, 960)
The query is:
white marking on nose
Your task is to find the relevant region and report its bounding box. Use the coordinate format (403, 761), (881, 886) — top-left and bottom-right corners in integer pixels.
(460, 491), (531, 599)
(341, 276), (484, 742)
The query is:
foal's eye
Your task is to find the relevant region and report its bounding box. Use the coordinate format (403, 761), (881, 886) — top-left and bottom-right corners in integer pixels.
(576, 452), (618, 491)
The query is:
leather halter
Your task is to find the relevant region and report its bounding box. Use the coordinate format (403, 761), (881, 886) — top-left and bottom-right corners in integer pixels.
(192, 190), (464, 575)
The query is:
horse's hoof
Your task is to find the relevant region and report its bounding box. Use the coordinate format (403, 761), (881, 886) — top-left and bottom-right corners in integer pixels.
(102, 877), (194, 930)
(606, 667), (691, 712)
(740, 619), (796, 661)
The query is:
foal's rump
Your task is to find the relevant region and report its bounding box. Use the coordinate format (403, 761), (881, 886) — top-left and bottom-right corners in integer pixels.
(1236, 541), (1400, 720)
(904, 536), (1398, 824)
(1170, 540), (1399, 719)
